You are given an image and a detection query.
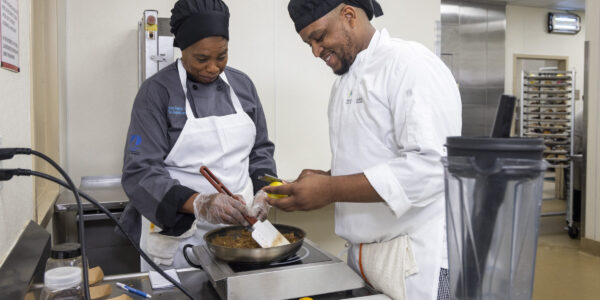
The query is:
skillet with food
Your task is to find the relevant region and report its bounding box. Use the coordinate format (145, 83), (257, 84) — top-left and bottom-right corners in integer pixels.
(183, 224), (306, 265)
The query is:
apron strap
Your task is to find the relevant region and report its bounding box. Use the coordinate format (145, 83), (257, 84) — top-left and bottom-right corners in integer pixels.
(176, 59), (196, 119)
(219, 71), (245, 114)
(359, 243), (373, 287)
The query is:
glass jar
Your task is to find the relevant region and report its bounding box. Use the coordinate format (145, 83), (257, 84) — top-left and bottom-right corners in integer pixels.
(45, 243), (83, 271)
(39, 266), (84, 300)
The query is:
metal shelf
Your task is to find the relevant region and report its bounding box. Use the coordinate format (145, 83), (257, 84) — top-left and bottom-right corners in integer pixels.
(523, 111), (570, 115)
(523, 90), (572, 94)
(524, 119), (570, 124)
(525, 76), (572, 80)
(524, 83), (572, 87)
(521, 69), (576, 233)
(524, 98), (570, 102)
(524, 104), (570, 108)
(545, 157), (570, 162)
(544, 150), (569, 154)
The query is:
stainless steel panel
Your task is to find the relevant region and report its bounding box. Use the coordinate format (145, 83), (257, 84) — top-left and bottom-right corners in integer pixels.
(486, 5), (506, 88)
(0, 221), (50, 299)
(441, 1), (460, 24)
(442, 0), (506, 137)
(53, 175), (138, 275)
(458, 6), (487, 88)
(157, 18), (173, 37)
(196, 239), (367, 300)
(442, 24), (460, 54)
(581, 41), (589, 236)
(461, 87), (488, 136)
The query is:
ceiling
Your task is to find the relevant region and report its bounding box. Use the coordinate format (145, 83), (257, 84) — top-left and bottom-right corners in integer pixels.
(470, 0), (585, 11)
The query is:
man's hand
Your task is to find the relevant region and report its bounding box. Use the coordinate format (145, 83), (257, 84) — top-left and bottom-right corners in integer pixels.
(297, 169), (331, 181)
(263, 173), (384, 212)
(263, 173), (335, 212)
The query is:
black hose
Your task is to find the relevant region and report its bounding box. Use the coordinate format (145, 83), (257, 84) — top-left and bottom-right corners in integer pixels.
(29, 170), (197, 300)
(182, 244), (204, 269)
(30, 150), (91, 300)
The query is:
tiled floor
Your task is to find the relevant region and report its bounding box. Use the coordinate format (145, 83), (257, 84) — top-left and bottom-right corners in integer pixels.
(533, 176), (600, 299)
(534, 234), (600, 300)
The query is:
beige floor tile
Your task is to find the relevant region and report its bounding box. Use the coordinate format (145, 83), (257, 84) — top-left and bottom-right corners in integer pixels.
(534, 234), (600, 300)
(534, 177), (600, 299)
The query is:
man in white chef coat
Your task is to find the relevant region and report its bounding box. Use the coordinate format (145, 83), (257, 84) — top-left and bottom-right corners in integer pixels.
(264, 1), (462, 299)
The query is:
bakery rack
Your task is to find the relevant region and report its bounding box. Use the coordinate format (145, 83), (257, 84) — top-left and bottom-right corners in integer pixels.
(520, 69), (577, 237)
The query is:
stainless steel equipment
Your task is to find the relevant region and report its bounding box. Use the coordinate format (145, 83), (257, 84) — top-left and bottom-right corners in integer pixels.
(203, 225), (305, 263)
(520, 69), (578, 236)
(138, 10), (175, 87)
(28, 267), (383, 300)
(441, 0), (506, 137)
(194, 239), (367, 300)
(53, 176), (139, 275)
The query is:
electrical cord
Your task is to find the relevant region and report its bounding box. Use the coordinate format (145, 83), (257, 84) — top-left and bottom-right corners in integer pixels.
(1, 168), (197, 300)
(182, 244), (204, 269)
(6, 148), (91, 300)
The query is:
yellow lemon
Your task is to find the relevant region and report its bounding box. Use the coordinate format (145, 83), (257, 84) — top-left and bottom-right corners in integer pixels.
(267, 181), (287, 199)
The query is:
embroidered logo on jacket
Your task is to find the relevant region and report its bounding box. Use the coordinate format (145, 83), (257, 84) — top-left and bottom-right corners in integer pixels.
(129, 135), (142, 152)
(168, 106), (186, 115)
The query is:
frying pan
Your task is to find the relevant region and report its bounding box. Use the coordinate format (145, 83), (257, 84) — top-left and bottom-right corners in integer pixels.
(186, 224), (305, 264)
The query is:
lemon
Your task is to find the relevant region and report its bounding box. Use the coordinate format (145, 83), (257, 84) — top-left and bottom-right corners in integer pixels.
(267, 182), (287, 199)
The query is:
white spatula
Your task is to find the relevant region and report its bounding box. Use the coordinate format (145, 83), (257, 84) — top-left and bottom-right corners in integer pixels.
(200, 166), (290, 248)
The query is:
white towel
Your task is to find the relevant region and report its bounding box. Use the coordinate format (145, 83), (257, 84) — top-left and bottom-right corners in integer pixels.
(361, 235), (418, 300)
(146, 220), (197, 266)
(148, 268), (181, 289)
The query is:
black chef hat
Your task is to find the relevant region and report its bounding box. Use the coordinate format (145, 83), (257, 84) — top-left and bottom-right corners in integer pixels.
(170, 0), (230, 50)
(288, 0), (383, 33)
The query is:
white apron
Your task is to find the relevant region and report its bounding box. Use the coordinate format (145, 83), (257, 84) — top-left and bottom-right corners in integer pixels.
(140, 59), (256, 271)
(330, 31), (444, 299)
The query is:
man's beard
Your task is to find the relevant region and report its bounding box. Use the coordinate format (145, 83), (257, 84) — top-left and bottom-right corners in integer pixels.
(333, 29), (356, 76)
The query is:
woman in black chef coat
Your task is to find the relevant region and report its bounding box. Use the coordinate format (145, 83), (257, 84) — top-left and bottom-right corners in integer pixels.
(120, 0), (276, 270)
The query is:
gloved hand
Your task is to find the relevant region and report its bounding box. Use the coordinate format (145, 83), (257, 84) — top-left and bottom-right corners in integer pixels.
(193, 193), (250, 226)
(249, 190), (270, 221)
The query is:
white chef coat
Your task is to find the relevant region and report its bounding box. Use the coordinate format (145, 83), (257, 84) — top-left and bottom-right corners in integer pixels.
(329, 29), (461, 299)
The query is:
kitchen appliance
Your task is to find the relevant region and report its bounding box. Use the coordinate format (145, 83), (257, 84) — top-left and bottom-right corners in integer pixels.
(193, 239), (367, 300)
(53, 176), (139, 275)
(201, 224), (304, 263)
(138, 10), (176, 87)
(443, 137), (547, 299)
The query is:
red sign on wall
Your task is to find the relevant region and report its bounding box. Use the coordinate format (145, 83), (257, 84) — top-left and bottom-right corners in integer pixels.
(0, 0), (19, 72)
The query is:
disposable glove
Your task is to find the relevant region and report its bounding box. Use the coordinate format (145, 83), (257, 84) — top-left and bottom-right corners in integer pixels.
(193, 193), (250, 226)
(249, 190), (270, 221)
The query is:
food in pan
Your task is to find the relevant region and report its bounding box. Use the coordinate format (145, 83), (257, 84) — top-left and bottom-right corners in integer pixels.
(212, 229), (300, 248)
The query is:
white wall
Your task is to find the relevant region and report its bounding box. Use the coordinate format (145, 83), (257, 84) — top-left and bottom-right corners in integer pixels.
(0, 0), (34, 265)
(63, 0), (441, 182)
(61, 0), (440, 254)
(62, 0), (179, 184)
(585, 0), (600, 242)
(505, 5), (586, 97)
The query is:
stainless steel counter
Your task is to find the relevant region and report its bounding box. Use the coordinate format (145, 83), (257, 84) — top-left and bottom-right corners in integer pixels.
(54, 176), (129, 212)
(53, 176), (139, 274)
(28, 268), (382, 300)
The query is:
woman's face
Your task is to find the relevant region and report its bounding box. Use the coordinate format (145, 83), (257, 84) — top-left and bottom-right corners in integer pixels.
(181, 36), (228, 84)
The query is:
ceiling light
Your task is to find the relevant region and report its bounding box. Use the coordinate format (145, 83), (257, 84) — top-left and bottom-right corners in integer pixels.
(548, 13), (581, 34)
